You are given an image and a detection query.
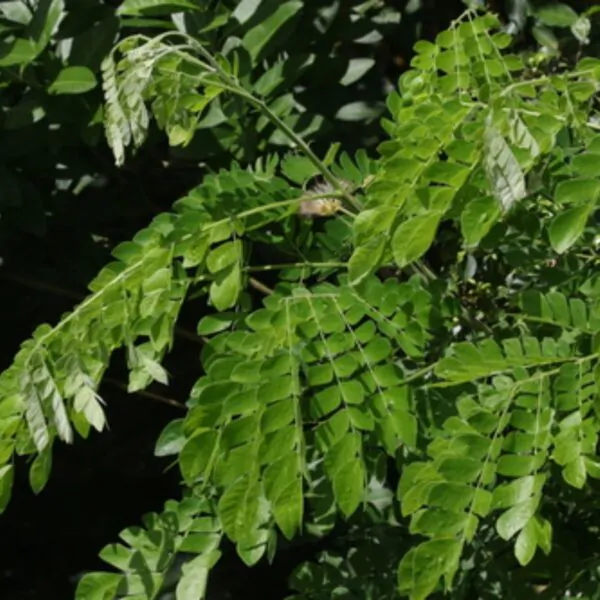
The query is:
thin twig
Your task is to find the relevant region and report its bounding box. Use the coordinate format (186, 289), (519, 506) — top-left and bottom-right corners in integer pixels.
(1, 272), (82, 300)
(247, 261), (347, 272)
(104, 377), (186, 410)
(249, 277), (273, 295)
(1, 272), (204, 345)
(415, 260), (437, 282)
(183, 37), (361, 211)
(173, 327), (204, 344)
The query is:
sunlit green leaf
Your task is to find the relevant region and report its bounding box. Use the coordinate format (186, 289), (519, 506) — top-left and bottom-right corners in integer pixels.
(242, 1), (303, 60)
(176, 550), (221, 600)
(549, 204), (591, 254)
(29, 446), (52, 494)
(533, 2), (578, 27)
(0, 39), (37, 66)
(118, 0), (198, 15)
(180, 432), (219, 483)
(392, 213), (441, 268)
(75, 572), (123, 600)
(514, 519), (537, 566)
(0, 465), (13, 513)
(397, 539), (462, 600)
(154, 419), (186, 457)
(461, 196), (501, 248)
(48, 66), (98, 94)
(210, 263), (242, 311)
(496, 498), (538, 541)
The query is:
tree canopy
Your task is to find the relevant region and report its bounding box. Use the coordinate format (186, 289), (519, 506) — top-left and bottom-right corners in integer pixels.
(3, 1), (600, 599)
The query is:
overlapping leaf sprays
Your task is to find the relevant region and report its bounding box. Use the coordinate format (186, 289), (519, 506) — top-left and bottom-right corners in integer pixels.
(2, 6), (600, 599)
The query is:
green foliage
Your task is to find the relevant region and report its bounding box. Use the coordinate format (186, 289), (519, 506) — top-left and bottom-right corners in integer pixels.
(288, 516), (403, 600)
(398, 341), (599, 597)
(0, 0), (398, 253)
(97, 0), (403, 163)
(349, 9), (600, 285)
(181, 274), (436, 550)
(6, 2), (600, 599)
(76, 496), (222, 600)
